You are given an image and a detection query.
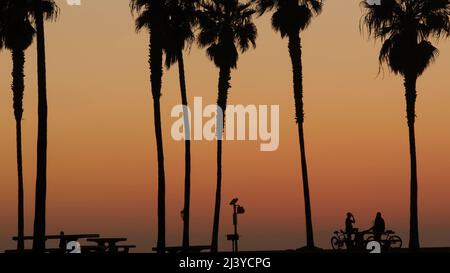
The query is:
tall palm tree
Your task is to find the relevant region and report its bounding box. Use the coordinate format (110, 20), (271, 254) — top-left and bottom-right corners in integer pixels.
(163, 0), (199, 250)
(3, 0), (36, 251)
(361, 0), (450, 250)
(130, 0), (168, 253)
(197, 0), (257, 252)
(0, 0), (7, 85)
(0, 0), (6, 51)
(254, 0), (323, 249)
(31, 0), (58, 252)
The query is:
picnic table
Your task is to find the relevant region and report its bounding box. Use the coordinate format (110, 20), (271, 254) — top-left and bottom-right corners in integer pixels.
(10, 234), (100, 253)
(12, 234), (100, 242)
(8, 234), (138, 253)
(87, 238), (128, 252)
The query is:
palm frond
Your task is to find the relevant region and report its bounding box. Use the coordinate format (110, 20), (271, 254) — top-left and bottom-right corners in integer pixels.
(163, 0), (199, 68)
(197, 0), (257, 68)
(256, 0), (322, 37)
(362, 0), (449, 76)
(416, 40), (438, 76)
(1, 0), (37, 51)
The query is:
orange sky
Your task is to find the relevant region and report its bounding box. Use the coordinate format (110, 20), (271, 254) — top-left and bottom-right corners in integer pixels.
(0, 0), (450, 252)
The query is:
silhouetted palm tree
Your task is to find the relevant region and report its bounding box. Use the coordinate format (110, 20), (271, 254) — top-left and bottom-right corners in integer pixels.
(361, 0), (450, 250)
(197, 0), (257, 252)
(0, 1), (5, 51)
(130, 0), (168, 253)
(254, 0), (323, 249)
(31, 0), (58, 252)
(3, 0), (36, 251)
(164, 0), (200, 250)
(0, 0), (6, 91)
(0, 1), (5, 111)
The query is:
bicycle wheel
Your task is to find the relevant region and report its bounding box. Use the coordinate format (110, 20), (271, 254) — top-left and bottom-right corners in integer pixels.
(389, 235), (402, 248)
(331, 236), (341, 250)
(365, 235), (375, 246)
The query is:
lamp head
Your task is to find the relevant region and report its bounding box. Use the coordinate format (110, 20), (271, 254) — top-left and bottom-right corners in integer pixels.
(237, 205), (245, 214)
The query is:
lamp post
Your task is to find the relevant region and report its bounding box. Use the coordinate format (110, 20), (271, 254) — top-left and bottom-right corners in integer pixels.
(227, 198), (245, 252)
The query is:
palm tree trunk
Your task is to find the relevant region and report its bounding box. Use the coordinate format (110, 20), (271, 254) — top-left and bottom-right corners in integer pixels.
(153, 98), (166, 254)
(11, 49), (25, 251)
(33, 0), (48, 252)
(404, 74), (419, 250)
(150, 26), (166, 254)
(288, 31), (315, 248)
(15, 119), (25, 251)
(178, 51), (191, 250)
(211, 65), (231, 253)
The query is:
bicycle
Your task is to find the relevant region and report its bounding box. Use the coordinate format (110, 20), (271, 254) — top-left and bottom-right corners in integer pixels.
(330, 230), (348, 250)
(365, 230), (402, 249)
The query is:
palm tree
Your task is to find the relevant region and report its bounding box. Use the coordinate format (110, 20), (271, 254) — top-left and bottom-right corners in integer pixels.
(31, 0), (58, 252)
(0, 1), (6, 51)
(163, 0), (199, 250)
(197, 0), (257, 252)
(254, 0), (323, 249)
(361, 0), (450, 250)
(0, 0), (7, 88)
(3, 0), (36, 251)
(130, 0), (168, 253)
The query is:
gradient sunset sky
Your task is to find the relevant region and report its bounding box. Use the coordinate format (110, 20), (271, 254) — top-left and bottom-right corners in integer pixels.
(1, 0), (450, 252)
